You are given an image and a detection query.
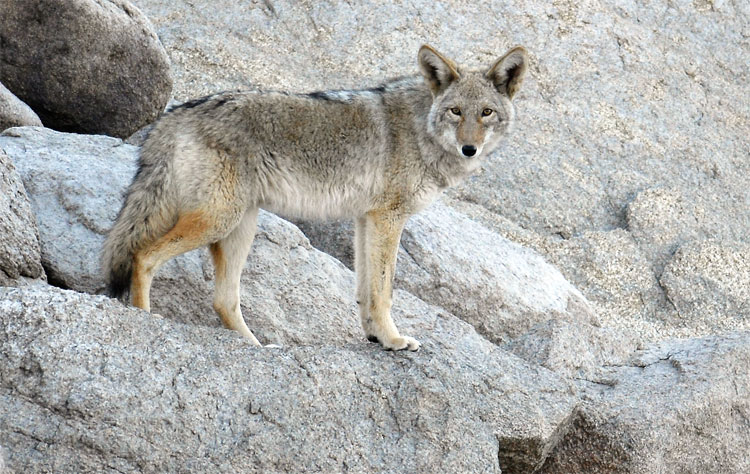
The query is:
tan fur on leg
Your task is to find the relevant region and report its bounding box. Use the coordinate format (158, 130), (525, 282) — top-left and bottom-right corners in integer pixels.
(210, 208), (261, 346)
(360, 210), (420, 351)
(130, 209), (237, 315)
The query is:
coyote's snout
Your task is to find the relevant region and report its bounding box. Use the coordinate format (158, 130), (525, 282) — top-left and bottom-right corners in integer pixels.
(102, 44), (528, 351)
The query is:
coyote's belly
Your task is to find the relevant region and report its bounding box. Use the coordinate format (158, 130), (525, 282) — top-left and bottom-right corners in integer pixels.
(258, 169), (380, 221)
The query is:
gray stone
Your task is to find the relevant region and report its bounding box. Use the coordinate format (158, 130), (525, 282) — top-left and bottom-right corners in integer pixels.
(1, 127), (133, 292)
(0, 444), (6, 474)
(298, 204), (599, 346)
(542, 229), (677, 340)
(293, 219), (354, 269)
(0, 0), (172, 138)
(0, 285), (577, 473)
(505, 320), (642, 379)
(660, 240), (750, 331)
(541, 333), (750, 474)
(397, 202), (597, 343)
(0, 149), (44, 285)
(0, 82), (42, 132)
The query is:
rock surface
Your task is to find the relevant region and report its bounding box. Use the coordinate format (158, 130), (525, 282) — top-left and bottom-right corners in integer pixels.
(660, 240), (750, 330)
(0, 149), (44, 285)
(0, 285), (576, 473)
(0, 0), (172, 138)
(541, 333), (750, 474)
(0, 82), (42, 132)
(397, 202), (597, 343)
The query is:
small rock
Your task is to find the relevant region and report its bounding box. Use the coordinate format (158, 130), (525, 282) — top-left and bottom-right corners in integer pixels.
(0, 82), (42, 132)
(541, 333), (750, 473)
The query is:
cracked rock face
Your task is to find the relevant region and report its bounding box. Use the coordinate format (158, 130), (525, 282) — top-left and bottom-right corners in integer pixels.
(660, 240), (750, 330)
(0, 149), (44, 285)
(0, 286), (577, 473)
(541, 333), (750, 474)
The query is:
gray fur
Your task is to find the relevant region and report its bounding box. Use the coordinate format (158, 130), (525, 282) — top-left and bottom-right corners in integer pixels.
(101, 45), (529, 349)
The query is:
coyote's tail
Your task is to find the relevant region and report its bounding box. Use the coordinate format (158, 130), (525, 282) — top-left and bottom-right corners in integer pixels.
(101, 158), (175, 299)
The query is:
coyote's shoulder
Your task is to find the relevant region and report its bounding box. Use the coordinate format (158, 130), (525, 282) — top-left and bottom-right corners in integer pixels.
(102, 44), (529, 351)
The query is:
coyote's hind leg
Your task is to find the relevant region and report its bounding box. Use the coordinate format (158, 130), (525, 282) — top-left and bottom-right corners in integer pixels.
(131, 208), (242, 313)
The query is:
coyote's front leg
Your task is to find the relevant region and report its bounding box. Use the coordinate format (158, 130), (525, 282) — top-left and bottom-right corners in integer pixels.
(354, 211), (420, 351)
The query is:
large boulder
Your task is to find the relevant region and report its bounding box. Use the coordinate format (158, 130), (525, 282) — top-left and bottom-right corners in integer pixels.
(0, 285), (577, 473)
(0, 82), (42, 132)
(541, 333), (750, 473)
(298, 203), (599, 346)
(0, 149), (44, 285)
(397, 202), (597, 343)
(0, 0), (172, 138)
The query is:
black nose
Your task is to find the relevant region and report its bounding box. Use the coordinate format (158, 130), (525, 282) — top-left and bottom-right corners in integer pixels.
(462, 145), (477, 157)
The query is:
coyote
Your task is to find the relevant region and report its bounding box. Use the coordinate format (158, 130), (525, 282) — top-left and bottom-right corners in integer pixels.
(102, 45), (528, 351)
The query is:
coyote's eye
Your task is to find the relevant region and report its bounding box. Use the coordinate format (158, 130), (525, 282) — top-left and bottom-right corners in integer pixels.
(450, 107), (462, 116)
(482, 108), (494, 117)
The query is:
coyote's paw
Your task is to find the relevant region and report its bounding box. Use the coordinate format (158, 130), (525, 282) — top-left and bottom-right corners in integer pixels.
(383, 335), (421, 352)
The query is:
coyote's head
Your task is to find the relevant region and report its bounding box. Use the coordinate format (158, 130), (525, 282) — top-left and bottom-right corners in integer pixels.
(419, 45), (528, 159)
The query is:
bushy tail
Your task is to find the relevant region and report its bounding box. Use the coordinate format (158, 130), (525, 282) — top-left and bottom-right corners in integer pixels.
(101, 160), (175, 299)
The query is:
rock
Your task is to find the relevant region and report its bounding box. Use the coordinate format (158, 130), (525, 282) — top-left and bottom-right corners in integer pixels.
(0, 149), (44, 285)
(541, 333), (750, 474)
(293, 219), (354, 269)
(1, 127), (133, 292)
(0, 445), (6, 474)
(659, 240), (750, 332)
(0, 0), (172, 138)
(544, 229), (669, 338)
(298, 204), (599, 345)
(0, 82), (42, 132)
(397, 202), (597, 343)
(505, 320), (642, 379)
(0, 285), (577, 473)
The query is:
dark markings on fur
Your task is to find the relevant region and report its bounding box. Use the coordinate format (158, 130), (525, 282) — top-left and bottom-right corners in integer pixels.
(171, 95), (214, 111)
(107, 268), (130, 298)
(367, 335), (381, 344)
(307, 90), (333, 101)
(168, 92), (232, 113)
(367, 85), (386, 95)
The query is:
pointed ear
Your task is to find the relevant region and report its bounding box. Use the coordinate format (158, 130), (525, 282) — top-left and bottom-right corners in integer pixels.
(418, 45), (460, 94)
(486, 46), (528, 99)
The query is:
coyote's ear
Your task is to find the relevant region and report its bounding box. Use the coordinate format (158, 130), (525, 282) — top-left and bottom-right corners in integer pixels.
(486, 46), (528, 99)
(418, 45), (460, 95)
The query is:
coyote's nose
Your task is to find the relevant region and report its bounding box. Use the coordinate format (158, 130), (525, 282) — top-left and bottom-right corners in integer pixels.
(461, 145), (477, 157)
